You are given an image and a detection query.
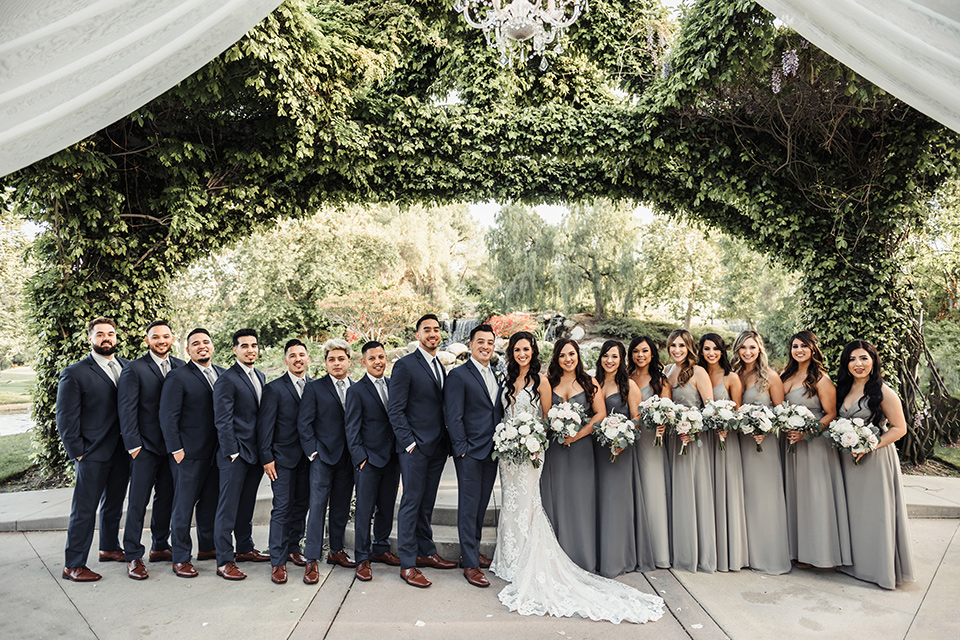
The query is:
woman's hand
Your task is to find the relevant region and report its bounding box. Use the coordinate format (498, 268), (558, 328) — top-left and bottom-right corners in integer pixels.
(680, 434), (692, 445)
(753, 434), (765, 445)
(656, 425), (666, 437)
(787, 430), (802, 444)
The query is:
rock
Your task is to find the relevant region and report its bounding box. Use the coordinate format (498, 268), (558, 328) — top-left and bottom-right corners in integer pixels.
(569, 326), (585, 341)
(388, 347), (407, 362)
(456, 351), (471, 364)
(446, 342), (469, 356)
(563, 318), (577, 329)
(436, 351), (456, 366)
(407, 341), (419, 354)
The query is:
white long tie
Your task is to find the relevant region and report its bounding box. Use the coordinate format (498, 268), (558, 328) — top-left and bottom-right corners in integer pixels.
(376, 377), (389, 407)
(203, 367), (217, 390)
(336, 379), (347, 406)
(107, 359), (121, 386)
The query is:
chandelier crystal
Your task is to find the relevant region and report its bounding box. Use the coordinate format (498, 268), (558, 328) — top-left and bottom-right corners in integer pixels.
(453, 0), (588, 70)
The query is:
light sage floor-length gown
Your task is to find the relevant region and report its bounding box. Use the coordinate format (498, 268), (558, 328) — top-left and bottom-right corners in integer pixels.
(713, 383), (748, 572)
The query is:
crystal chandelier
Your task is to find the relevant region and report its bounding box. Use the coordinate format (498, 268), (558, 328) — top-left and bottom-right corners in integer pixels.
(453, 0), (588, 70)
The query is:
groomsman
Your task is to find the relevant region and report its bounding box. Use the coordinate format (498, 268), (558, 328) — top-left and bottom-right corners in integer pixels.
(388, 314), (456, 588)
(443, 324), (502, 588)
(298, 338), (357, 584)
(159, 328), (224, 577)
(117, 320), (184, 580)
(345, 341), (401, 582)
(256, 339), (312, 584)
(56, 317), (130, 581)
(212, 328), (270, 580)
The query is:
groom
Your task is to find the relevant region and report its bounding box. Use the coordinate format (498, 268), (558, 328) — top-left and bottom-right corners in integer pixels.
(443, 323), (502, 588)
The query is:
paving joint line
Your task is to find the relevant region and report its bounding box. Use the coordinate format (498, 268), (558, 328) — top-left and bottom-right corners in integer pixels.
(902, 519), (959, 639)
(663, 569), (730, 639)
(24, 530), (101, 639)
(321, 573), (356, 640)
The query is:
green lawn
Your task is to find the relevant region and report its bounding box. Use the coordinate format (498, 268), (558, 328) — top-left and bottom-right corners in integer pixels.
(935, 442), (960, 469)
(0, 432), (34, 483)
(0, 367), (34, 405)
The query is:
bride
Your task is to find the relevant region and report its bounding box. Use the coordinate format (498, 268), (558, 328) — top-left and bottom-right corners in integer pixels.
(489, 332), (665, 624)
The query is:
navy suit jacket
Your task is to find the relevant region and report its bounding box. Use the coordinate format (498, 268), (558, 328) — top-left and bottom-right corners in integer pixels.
(298, 375), (351, 465)
(118, 353), (185, 454)
(344, 375), (396, 469)
(159, 361), (226, 460)
(387, 350), (447, 457)
(443, 360), (503, 459)
(257, 374), (309, 469)
(56, 354), (130, 462)
(213, 362), (265, 465)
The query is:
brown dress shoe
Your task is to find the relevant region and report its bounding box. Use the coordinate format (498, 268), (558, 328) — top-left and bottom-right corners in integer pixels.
(303, 561), (320, 584)
(127, 558), (149, 580)
(416, 554), (456, 569)
(400, 567), (431, 588)
(327, 549), (356, 568)
(172, 562), (198, 578)
(271, 565), (288, 584)
(355, 560), (372, 581)
(235, 549), (269, 562)
(62, 566), (102, 582)
(463, 567), (490, 588)
(98, 550), (124, 563)
(196, 550), (217, 561)
(478, 554), (492, 569)
(287, 551), (308, 567)
(217, 562), (247, 580)
(370, 550), (401, 566)
(148, 548), (173, 563)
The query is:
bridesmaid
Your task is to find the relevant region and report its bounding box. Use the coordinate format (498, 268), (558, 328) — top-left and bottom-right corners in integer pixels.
(540, 337), (606, 573)
(780, 331), (851, 569)
(731, 330), (791, 575)
(627, 336), (671, 570)
(698, 333), (748, 573)
(664, 329), (716, 574)
(835, 340), (916, 589)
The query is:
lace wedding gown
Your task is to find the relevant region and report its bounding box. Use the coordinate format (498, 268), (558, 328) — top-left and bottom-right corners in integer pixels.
(489, 387), (665, 624)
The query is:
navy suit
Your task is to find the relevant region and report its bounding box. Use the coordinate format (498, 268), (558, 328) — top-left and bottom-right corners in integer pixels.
(118, 353), (184, 561)
(159, 360), (225, 563)
(256, 374), (310, 566)
(212, 362), (266, 565)
(298, 375), (356, 560)
(444, 360), (503, 569)
(56, 354), (131, 568)
(345, 375), (399, 563)
(388, 350), (449, 569)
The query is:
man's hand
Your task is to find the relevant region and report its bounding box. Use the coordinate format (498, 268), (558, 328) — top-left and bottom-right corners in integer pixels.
(263, 461), (277, 481)
(130, 447), (141, 460)
(173, 450), (185, 464)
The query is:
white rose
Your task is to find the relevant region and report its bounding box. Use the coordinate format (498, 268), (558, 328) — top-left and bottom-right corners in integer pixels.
(604, 427), (618, 440)
(505, 426), (518, 440)
(525, 437), (540, 453)
(518, 424), (531, 436)
(788, 415), (805, 427)
(840, 431), (859, 448)
(551, 419), (563, 431)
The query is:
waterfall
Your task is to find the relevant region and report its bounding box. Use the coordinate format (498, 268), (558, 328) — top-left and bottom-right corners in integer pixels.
(447, 317), (480, 345)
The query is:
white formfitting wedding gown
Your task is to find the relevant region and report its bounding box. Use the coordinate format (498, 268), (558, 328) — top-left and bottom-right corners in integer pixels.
(489, 387), (665, 624)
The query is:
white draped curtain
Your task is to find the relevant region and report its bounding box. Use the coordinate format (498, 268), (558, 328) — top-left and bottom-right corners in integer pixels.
(755, 0), (960, 134)
(0, 0), (282, 177)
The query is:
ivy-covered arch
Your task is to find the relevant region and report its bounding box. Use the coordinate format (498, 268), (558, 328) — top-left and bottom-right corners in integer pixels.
(3, 0), (957, 472)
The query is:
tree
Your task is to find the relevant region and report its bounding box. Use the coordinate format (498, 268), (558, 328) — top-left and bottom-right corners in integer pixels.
(0, 201), (35, 370)
(317, 286), (430, 344)
(485, 204), (558, 313)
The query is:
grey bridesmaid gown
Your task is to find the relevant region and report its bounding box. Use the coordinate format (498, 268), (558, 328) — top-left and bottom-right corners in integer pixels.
(739, 384), (791, 574)
(668, 371), (716, 573)
(837, 397), (916, 589)
(594, 393), (645, 576)
(541, 391), (598, 573)
(713, 383), (749, 572)
(635, 385), (671, 569)
(783, 386), (852, 567)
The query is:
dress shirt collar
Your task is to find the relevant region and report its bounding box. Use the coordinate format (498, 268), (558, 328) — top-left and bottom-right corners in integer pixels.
(470, 356), (492, 376)
(287, 370), (306, 386)
(148, 350), (169, 368)
(366, 371), (385, 384)
(91, 351), (116, 368)
(417, 345), (439, 365)
(236, 360), (256, 373)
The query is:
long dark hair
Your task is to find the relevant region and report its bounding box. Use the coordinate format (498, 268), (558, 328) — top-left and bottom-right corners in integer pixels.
(667, 329), (698, 386)
(835, 340), (884, 426)
(698, 333), (732, 375)
(548, 338), (595, 405)
(627, 336), (666, 396)
(595, 340), (630, 403)
(504, 331), (541, 408)
(780, 330), (826, 398)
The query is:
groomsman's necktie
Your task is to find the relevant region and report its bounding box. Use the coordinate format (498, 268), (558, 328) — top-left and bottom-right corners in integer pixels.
(160, 359), (170, 378)
(432, 358), (444, 388)
(203, 367), (217, 390)
(336, 379), (347, 406)
(481, 365), (497, 403)
(295, 377), (305, 398)
(249, 369), (262, 402)
(107, 359), (121, 386)
(376, 377), (389, 407)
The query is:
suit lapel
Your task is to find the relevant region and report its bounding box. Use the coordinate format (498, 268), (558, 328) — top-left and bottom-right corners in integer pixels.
(85, 355), (114, 386)
(415, 350), (442, 390)
(283, 374), (305, 406)
(466, 361), (494, 408)
(233, 363), (258, 400)
(361, 375), (386, 411)
(143, 354), (164, 383)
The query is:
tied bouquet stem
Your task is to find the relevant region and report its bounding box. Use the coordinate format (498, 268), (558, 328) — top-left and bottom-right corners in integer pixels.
(774, 402), (824, 453)
(701, 400), (738, 451)
(736, 404), (778, 452)
(594, 413), (638, 463)
(825, 416), (880, 465)
(672, 407), (704, 455)
(547, 401), (587, 447)
(492, 412), (551, 468)
(637, 396), (680, 447)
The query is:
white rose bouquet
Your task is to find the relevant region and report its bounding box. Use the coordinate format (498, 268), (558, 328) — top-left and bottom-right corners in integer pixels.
(701, 399), (739, 451)
(594, 413), (639, 463)
(774, 402), (824, 453)
(736, 404), (778, 452)
(672, 407), (704, 455)
(492, 411), (551, 468)
(547, 401), (587, 447)
(637, 395), (680, 447)
(825, 416), (880, 465)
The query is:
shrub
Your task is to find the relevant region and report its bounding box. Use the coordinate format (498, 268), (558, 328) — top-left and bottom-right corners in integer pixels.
(488, 313), (538, 338)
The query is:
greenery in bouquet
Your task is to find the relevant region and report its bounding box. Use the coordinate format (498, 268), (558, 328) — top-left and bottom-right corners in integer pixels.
(774, 402), (824, 453)
(701, 399), (738, 451)
(547, 401), (587, 447)
(492, 412), (551, 468)
(594, 413), (638, 463)
(825, 417), (880, 465)
(637, 396), (680, 447)
(736, 404), (778, 452)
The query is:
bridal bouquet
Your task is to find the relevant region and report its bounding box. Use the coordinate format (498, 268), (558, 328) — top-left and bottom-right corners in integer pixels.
(637, 396), (680, 447)
(672, 407), (704, 455)
(774, 402), (824, 453)
(492, 411), (551, 468)
(736, 404), (778, 452)
(594, 414), (638, 463)
(547, 401), (587, 446)
(701, 399), (739, 451)
(825, 416), (880, 465)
